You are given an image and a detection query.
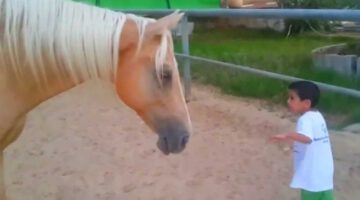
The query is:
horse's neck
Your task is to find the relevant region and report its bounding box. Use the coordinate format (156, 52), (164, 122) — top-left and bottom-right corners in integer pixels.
(0, 73), (28, 135)
(0, 56), (112, 137)
(0, 0), (151, 132)
(0, 0), (132, 116)
(1, 56), (112, 109)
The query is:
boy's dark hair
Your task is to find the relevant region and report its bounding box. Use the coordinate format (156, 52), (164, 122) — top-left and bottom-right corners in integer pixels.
(288, 81), (320, 107)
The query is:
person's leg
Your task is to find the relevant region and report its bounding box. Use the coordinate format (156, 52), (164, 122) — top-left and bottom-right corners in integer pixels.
(301, 190), (334, 200)
(301, 190), (320, 200)
(321, 190), (334, 200)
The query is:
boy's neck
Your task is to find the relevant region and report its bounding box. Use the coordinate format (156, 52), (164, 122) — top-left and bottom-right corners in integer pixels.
(300, 108), (317, 115)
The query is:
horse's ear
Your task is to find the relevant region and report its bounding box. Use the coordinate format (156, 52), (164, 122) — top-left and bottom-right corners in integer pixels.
(146, 10), (184, 36)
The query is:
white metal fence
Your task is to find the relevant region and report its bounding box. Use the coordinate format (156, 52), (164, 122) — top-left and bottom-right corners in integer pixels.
(119, 8), (360, 100)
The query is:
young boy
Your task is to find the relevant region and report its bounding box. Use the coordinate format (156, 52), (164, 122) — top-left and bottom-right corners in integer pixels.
(271, 80), (334, 200)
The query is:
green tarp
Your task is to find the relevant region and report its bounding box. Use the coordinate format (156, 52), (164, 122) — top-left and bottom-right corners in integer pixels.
(73, 0), (220, 9)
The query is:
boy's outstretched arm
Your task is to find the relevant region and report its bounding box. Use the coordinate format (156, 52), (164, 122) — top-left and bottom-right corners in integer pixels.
(271, 132), (312, 144)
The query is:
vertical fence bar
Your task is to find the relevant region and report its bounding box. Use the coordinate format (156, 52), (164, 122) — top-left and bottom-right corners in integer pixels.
(180, 15), (192, 102)
(165, 0), (171, 9)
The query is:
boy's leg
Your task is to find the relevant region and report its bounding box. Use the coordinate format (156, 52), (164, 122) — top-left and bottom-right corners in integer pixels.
(321, 190), (334, 200)
(301, 190), (320, 200)
(301, 190), (334, 200)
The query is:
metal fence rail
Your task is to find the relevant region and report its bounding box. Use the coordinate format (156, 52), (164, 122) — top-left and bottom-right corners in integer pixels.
(119, 8), (360, 21)
(176, 54), (360, 99)
(118, 8), (360, 100)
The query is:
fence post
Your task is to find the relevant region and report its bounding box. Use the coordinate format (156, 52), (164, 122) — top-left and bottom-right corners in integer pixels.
(180, 15), (192, 102)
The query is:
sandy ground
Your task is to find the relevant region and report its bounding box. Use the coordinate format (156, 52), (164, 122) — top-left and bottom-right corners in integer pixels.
(4, 81), (360, 200)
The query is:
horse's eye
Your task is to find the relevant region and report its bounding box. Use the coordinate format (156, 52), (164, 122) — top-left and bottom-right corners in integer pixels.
(161, 70), (172, 82)
(153, 68), (172, 88)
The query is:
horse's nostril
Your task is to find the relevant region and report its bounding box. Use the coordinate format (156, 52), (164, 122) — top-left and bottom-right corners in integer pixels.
(181, 135), (189, 147)
(158, 133), (189, 154)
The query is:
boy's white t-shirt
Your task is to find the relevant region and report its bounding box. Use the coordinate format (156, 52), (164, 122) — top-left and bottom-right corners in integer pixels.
(290, 110), (334, 192)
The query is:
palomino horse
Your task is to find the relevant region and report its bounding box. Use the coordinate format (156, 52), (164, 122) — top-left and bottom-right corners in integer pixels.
(0, 0), (192, 199)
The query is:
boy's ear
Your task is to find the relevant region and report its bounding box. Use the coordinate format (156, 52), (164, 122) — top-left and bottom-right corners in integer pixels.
(303, 99), (312, 108)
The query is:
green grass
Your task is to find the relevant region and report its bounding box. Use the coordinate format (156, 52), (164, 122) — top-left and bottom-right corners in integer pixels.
(175, 26), (360, 128)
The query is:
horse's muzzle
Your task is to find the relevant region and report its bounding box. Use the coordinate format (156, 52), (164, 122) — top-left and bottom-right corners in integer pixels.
(156, 118), (190, 155)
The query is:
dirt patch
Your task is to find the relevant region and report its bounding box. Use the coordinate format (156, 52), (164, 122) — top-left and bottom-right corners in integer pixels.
(4, 81), (360, 200)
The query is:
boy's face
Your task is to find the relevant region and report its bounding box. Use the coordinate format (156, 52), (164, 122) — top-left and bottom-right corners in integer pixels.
(287, 90), (311, 114)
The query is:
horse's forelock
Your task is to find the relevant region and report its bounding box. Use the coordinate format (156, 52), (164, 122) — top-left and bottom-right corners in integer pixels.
(154, 30), (172, 86)
(127, 14), (175, 86)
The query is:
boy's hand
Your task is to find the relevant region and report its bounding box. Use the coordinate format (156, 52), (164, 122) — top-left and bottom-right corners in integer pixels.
(270, 134), (288, 142)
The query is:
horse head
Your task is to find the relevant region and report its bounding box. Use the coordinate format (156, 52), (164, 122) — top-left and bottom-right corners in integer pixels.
(115, 12), (192, 155)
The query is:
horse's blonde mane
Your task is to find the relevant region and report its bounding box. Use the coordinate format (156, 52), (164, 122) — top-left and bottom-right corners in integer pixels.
(0, 0), (170, 91)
